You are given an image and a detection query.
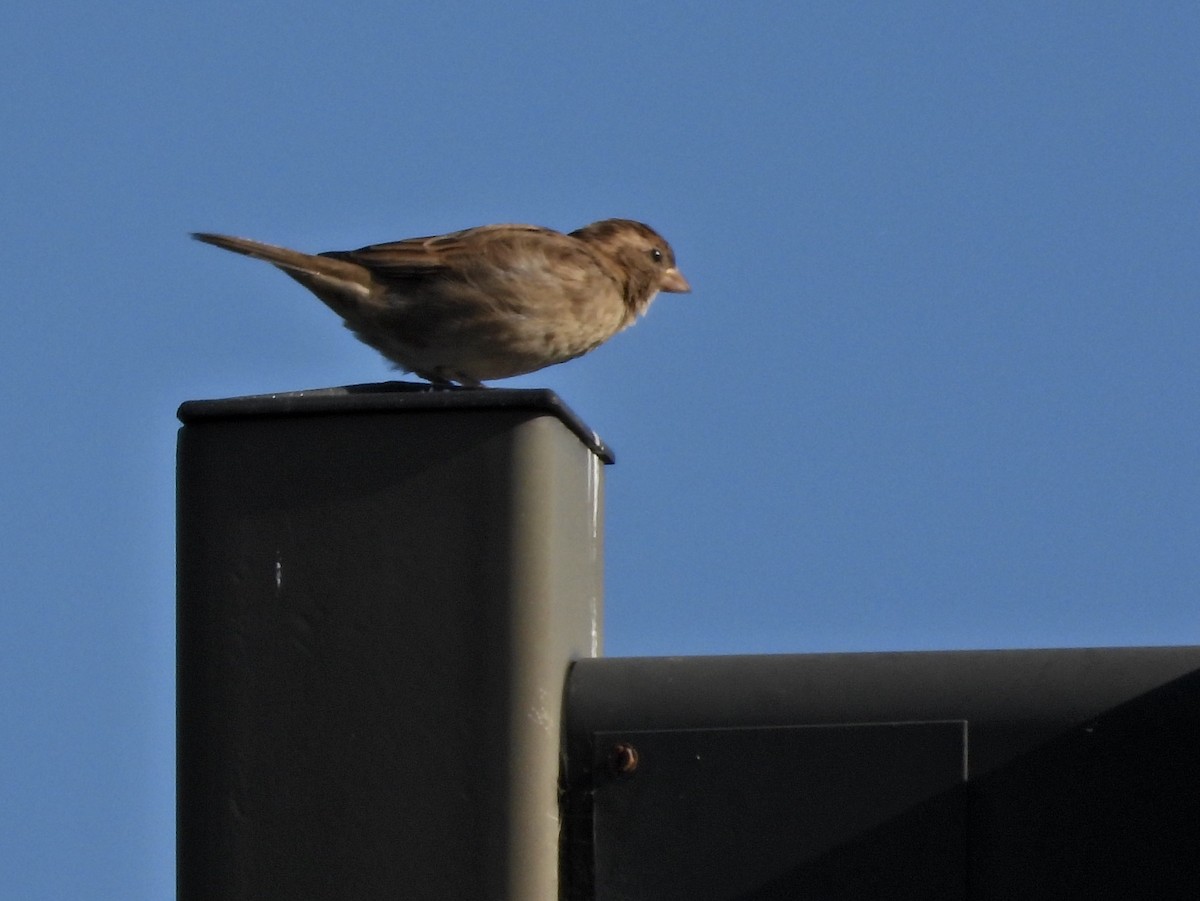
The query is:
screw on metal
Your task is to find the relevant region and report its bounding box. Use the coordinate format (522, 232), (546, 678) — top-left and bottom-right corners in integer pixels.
(609, 742), (639, 775)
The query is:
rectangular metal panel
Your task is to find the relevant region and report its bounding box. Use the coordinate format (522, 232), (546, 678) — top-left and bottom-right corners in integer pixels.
(565, 648), (1200, 899)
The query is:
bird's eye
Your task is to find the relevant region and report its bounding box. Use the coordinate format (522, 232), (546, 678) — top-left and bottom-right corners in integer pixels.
(649, 247), (664, 264)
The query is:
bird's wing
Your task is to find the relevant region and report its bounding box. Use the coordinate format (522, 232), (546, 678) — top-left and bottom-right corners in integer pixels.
(322, 224), (562, 283)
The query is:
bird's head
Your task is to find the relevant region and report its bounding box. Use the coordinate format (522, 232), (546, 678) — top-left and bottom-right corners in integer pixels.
(571, 219), (691, 308)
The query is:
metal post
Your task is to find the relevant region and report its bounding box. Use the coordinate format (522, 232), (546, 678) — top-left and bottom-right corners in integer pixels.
(177, 384), (610, 900)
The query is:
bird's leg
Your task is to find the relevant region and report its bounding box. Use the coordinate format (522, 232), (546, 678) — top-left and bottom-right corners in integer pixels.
(415, 370), (482, 390)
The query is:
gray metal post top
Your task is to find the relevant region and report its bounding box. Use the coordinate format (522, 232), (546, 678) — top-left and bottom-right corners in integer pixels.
(176, 380), (615, 463)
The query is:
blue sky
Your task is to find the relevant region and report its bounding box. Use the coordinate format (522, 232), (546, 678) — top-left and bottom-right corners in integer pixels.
(3, 3), (1198, 897)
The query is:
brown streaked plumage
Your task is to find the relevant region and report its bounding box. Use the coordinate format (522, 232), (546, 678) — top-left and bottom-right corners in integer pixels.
(192, 219), (690, 386)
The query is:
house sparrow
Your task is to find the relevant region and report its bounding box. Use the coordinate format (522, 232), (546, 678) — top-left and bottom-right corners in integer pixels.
(192, 219), (689, 386)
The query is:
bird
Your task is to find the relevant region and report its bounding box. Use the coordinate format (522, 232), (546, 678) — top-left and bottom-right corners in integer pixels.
(192, 219), (690, 387)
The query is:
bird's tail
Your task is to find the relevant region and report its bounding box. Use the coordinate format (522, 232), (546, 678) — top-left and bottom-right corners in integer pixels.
(191, 233), (357, 277)
(191, 232), (374, 308)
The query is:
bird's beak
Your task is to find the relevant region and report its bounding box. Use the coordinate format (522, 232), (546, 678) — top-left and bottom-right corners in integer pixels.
(659, 267), (691, 293)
